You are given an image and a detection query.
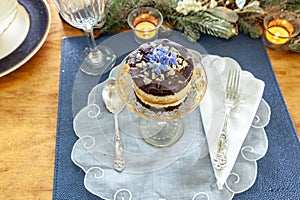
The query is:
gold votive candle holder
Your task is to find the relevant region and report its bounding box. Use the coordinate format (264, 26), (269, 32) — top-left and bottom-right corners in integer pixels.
(263, 11), (300, 50)
(127, 7), (163, 44)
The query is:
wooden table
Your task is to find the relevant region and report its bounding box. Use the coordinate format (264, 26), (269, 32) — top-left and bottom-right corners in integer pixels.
(0, 0), (299, 199)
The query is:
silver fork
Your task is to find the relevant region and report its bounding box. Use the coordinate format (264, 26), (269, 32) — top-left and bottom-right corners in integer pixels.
(213, 68), (240, 170)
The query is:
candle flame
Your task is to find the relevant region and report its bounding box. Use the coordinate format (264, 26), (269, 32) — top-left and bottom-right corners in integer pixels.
(266, 26), (290, 44)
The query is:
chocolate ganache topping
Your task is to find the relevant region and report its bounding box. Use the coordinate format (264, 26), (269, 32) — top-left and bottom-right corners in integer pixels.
(128, 39), (194, 96)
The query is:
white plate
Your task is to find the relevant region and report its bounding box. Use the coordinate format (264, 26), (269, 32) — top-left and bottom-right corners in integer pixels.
(0, 4), (30, 60)
(0, 0), (51, 77)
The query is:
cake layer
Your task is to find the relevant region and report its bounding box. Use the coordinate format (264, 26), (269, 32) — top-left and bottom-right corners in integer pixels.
(133, 79), (191, 108)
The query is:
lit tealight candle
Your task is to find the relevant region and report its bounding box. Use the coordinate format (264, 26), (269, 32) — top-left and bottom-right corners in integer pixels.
(135, 21), (157, 39)
(263, 12), (300, 50)
(265, 19), (295, 45)
(266, 26), (290, 44)
(133, 13), (158, 40)
(128, 8), (163, 44)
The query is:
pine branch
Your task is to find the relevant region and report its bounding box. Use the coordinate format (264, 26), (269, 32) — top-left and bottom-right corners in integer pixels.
(289, 43), (300, 53)
(261, 0), (300, 13)
(285, 0), (300, 13)
(260, 0), (287, 8)
(171, 12), (236, 41)
(236, 9), (265, 38)
(102, 0), (132, 33)
(238, 17), (262, 38)
(290, 36), (300, 53)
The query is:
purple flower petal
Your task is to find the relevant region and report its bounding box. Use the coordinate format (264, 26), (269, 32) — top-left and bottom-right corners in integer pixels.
(154, 67), (161, 75)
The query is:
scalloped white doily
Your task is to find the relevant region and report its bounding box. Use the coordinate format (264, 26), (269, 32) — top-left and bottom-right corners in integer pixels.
(71, 55), (270, 200)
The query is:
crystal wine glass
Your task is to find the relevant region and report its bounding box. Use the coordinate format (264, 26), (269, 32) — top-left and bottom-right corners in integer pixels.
(54, 0), (116, 75)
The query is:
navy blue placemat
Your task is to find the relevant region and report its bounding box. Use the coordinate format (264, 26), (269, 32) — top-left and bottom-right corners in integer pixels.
(53, 33), (300, 199)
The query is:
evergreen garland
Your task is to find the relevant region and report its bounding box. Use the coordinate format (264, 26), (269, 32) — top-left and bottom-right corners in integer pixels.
(100, 0), (300, 52)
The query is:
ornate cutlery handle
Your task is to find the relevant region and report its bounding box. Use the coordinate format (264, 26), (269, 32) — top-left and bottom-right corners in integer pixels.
(213, 114), (229, 170)
(113, 113), (125, 172)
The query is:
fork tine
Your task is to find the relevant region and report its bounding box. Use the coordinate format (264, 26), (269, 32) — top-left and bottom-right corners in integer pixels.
(226, 69), (240, 101)
(225, 69), (233, 99)
(233, 69), (240, 100)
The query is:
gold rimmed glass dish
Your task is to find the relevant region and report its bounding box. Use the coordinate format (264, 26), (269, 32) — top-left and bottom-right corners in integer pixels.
(115, 49), (207, 147)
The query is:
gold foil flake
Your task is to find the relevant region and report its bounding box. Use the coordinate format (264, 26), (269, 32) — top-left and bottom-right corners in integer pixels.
(144, 71), (149, 77)
(136, 53), (143, 61)
(167, 68), (176, 76)
(141, 61), (147, 67)
(152, 72), (156, 79)
(136, 63), (143, 68)
(143, 77), (152, 85)
(177, 57), (183, 64)
(170, 47), (178, 53)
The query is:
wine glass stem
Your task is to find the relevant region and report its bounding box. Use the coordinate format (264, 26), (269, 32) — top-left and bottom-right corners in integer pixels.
(84, 28), (102, 61)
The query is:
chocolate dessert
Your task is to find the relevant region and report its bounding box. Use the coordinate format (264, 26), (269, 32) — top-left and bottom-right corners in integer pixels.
(127, 39), (194, 110)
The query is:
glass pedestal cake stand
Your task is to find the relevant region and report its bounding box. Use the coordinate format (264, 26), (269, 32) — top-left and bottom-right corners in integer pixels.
(115, 51), (208, 147)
